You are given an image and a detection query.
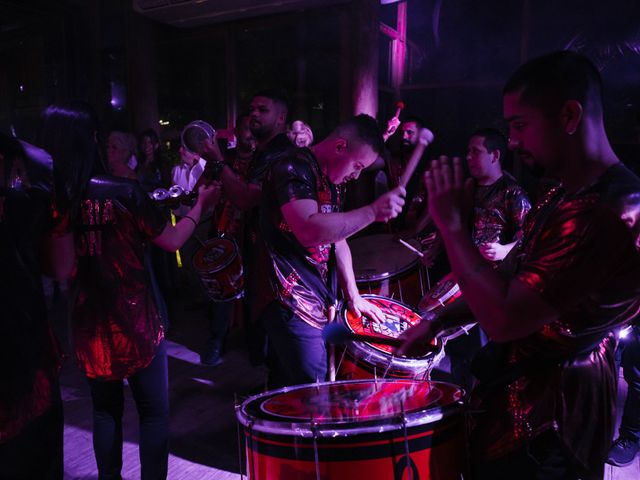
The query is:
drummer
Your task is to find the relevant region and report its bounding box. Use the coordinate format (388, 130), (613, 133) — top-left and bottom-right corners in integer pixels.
(398, 51), (640, 479)
(259, 114), (406, 388)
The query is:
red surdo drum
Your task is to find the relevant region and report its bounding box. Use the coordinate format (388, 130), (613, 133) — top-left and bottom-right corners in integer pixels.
(192, 236), (244, 302)
(337, 295), (443, 380)
(237, 379), (466, 480)
(348, 234), (427, 308)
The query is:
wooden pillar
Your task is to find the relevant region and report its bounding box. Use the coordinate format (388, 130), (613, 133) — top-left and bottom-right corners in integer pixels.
(390, 1), (407, 98)
(351, 0), (380, 117)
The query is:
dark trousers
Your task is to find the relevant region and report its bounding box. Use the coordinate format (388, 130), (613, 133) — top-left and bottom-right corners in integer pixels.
(618, 324), (640, 441)
(207, 301), (233, 349)
(0, 382), (63, 480)
(473, 431), (589, 480)
(87, 341), (169, 480)
(262, 301), (327, 389)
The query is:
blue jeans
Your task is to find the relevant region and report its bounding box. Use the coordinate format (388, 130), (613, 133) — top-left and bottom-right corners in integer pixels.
(261, 301), (327, 389)
(87, 340), (169, 480)
(619, 324), (640, 441)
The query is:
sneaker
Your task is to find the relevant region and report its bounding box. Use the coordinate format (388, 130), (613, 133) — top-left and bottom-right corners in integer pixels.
(606, 436), (640, 467)
(200, 346), (223, 366)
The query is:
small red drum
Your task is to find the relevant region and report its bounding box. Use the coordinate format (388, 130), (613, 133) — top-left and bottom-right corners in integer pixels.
(337, 295), (444, 380)
(348, 234), (426, 308)
(192, 236), (244, 302)
(237, 379), (466, 480)
(418, 273), (476, 341)
(418, 273), (461, 313)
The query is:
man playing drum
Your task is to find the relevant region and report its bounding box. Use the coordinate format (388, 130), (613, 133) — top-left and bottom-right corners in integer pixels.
(398, 51), (640, 479)
(259, 114), (407, 388)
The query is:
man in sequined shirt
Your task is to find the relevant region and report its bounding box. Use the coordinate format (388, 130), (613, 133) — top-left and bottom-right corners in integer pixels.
(260, 115), (407, 387)
(399, 51), (640, 479)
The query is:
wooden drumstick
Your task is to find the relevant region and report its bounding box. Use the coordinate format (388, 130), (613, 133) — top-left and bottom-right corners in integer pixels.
(398, 127), (434, 190)
(397, 238), (424, 258)
(327, 304), (337, 382)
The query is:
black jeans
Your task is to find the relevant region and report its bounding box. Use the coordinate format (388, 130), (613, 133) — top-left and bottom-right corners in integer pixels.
(473, 431), (589, 480)
(87, 340), (169, 480)
(618, 324), (640, 441)
(0, 381), (63, 480)
(262, 301), (327, 389)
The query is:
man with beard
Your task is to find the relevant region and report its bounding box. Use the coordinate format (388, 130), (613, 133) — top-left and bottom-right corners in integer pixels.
(260, 114), (406, 387)
(398, 51), (640, 479)
(201, 90), (291, 364)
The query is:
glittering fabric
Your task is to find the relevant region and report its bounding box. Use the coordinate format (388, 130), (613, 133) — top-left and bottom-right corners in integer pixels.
(471, 163), (640, 473)
(261, 149), (343, 328)
(72, 175), (167, 380)
(1, 147), (61, 442)
(471, 172), (531, 247)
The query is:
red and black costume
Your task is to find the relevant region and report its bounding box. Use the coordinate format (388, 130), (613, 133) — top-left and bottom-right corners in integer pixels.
(471, 163), (640, 477)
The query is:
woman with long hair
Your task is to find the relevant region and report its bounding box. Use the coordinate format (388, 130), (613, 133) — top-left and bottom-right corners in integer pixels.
(43, 101), (220, 479)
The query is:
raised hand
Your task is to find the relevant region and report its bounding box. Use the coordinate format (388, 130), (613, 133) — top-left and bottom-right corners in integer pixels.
(423, 156), (474, 234)
(370, 186), (406, 222)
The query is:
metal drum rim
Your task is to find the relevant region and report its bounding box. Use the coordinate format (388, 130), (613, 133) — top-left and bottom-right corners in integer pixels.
(236, 379), (464, 437)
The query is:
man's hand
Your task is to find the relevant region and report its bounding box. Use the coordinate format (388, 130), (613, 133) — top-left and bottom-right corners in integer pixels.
(424, 156), (474, 234)
(201, 135), (224, 163)
(347, 295), (386, 323)
(197, 181), (222, 210)
(395, 312), (440, 357)
(479, 242), (510, 261)
(370, 186), (406, 222)
(383, 116), (402, 142)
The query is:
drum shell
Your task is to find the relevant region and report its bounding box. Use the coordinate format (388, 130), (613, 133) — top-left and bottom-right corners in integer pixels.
(192, 237), (244, 302)
(238, 379), (466, 480)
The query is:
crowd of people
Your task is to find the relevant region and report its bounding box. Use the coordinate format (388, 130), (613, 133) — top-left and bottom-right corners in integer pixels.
(1, 50), (639, 480)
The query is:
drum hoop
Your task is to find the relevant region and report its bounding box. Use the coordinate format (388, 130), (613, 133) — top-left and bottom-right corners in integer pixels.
(192, 237), (239, 273)
(342, 294), (443, 370)
(237, 379), (464, 437)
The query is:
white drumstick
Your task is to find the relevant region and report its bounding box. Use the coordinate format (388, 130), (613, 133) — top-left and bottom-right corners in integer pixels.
(397, 238), (424, 258)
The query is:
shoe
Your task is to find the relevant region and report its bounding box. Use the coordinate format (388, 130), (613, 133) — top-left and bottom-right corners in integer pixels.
(606, 435), (640, 467)
(200, 346), (223, 366)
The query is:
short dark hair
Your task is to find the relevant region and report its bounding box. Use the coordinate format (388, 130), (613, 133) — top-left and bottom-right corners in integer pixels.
(139, 128), (159, 145)
(252, 88), (290, 112)
(402, 115), (424, 129)
(503, 50), (604, 118)
(334, 114), (384, 155)
(471, 127), (507, 162)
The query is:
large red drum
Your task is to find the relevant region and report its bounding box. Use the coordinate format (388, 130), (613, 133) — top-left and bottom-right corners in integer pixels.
(236, 379), (466, 480)
(337, 295), (444, 380)
(349, 234), (427, 308)
(192, 236), (244, 302)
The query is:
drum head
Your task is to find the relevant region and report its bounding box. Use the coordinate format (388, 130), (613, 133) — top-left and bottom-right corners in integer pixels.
(348, 234), (420, 282)
(238, 379), (463, 436)
(340, 295), (443, 376)
(192, 237), (237, 273)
